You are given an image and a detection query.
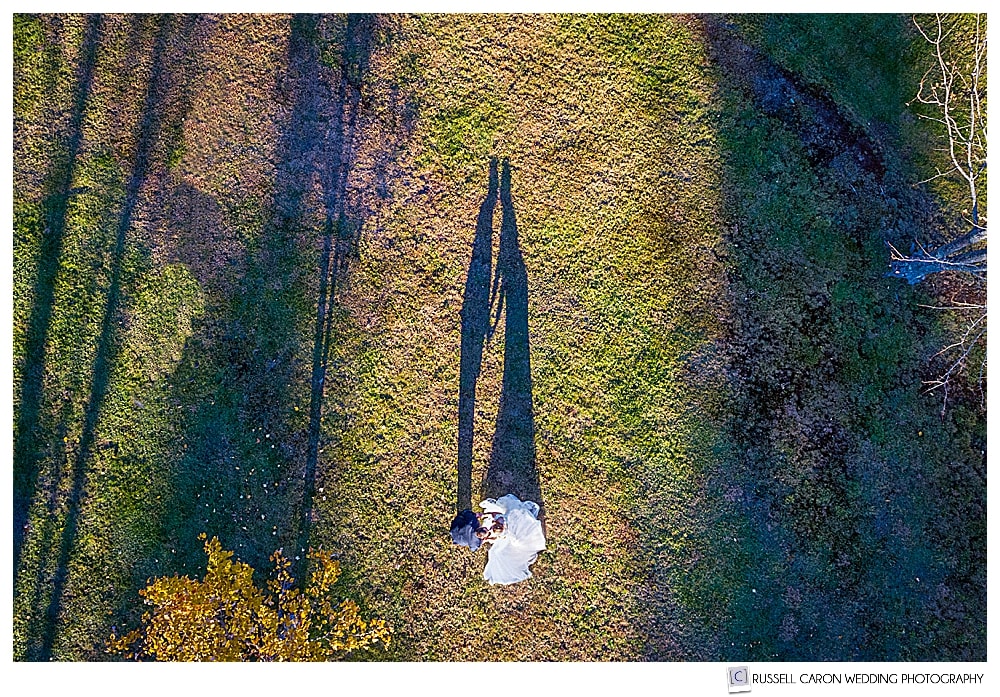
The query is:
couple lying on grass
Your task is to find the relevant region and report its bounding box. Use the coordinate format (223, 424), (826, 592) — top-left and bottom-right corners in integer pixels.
(450, 494), (546, 585)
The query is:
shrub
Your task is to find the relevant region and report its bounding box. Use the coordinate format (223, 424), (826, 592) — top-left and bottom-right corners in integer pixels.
(109, 534), (390, 661)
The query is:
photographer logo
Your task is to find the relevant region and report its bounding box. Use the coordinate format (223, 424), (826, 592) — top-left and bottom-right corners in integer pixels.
(728, 666), (751, 693)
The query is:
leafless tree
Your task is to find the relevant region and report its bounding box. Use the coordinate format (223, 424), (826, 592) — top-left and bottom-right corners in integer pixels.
(887, 13), (986, 409)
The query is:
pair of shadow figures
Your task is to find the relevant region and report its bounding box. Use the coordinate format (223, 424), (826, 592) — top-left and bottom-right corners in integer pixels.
(457, 158), (543, 525)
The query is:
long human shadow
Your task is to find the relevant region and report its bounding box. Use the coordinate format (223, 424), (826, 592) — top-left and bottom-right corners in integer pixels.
(457, 157), (499, 512)
(13, 14), (102, 578)
(297, 13), (377, 575)
(30, 14), (192, 661)
(482, 160), (543, 515)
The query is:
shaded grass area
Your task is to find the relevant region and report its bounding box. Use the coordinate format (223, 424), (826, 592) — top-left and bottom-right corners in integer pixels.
(681, 15), (986, 660)
(13, 14), (210, 659)
(13, 13), (984, 661)
(12, 13), (359, 659)
(13, 13), (102, 576)
(736, 14), (914, 129)
(738, 14), (987, 266)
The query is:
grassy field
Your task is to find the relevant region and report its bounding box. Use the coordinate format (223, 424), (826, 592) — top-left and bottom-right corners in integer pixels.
(12, 13), (985, 661)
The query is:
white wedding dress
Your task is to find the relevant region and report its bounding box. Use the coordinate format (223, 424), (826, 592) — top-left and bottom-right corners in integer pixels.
(480, 494), (546, 585)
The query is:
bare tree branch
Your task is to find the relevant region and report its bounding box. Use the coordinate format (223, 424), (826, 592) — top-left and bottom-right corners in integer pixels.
(907, 13), (987, 230)
(892, 14), (987, 409)
(934, 225), (986, 258)
(885, 231), (987, 284)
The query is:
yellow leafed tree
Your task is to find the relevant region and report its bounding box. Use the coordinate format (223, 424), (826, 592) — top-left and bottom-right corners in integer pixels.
(109, 534), (390, 661)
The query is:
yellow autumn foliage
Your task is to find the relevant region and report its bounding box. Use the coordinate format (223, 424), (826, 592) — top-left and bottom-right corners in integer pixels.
(109, 534), (390, 661)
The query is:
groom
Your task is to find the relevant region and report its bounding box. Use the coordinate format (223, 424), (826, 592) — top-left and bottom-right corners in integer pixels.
(450, 509), (483, 551)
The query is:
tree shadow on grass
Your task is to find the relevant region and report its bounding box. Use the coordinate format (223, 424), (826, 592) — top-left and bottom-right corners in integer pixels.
(671, 16), (986, 661)
(152, 14), (392, 588)
(24, 14), (197, 661)
(14, 13), (102, 579)
(155, 14), (342, 581)
(297, 13), (378, 575)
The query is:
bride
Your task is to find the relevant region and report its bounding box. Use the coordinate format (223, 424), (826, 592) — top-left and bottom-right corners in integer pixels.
(478, 494), (546, 585)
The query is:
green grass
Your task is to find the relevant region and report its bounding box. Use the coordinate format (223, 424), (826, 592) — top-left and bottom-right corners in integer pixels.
(736, 14), (915, 129)
(13, 13), (985, 661)
(686, 13), (985, 660)
(13, 14), (308, 659)
(231, 13), (724, 660)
